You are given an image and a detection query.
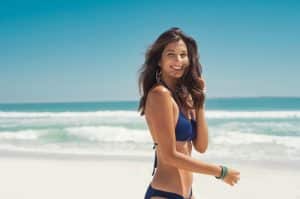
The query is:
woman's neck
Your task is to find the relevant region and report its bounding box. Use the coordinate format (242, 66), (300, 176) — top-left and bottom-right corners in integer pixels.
(161, 73), (177, 92)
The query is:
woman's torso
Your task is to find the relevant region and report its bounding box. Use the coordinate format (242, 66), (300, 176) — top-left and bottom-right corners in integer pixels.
(145, 86), (195, 198)
(151, 141), (193, 198)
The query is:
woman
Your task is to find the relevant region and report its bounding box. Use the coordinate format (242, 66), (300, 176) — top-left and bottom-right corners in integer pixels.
(138, 27), (240, 199)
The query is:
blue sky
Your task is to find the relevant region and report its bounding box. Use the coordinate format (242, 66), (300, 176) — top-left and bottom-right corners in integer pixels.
(0, 0), (299, 103)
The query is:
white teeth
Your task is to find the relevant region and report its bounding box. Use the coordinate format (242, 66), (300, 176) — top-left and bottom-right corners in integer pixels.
(171, 66), (183, 70)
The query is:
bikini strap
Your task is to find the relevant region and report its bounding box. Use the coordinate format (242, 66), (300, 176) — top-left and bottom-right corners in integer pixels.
(152, 142), (158, 176)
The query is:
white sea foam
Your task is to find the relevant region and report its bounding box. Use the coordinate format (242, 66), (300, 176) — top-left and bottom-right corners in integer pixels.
(0, 130), (41, 140)
(0, 111), (140, 118)
(211, 130), (300, 148)
(0, 110), (299, 161)
(65, 125), (151, 143)
(207, 110), (300, 119)
(210, 121), (300, 137)
(1, 110), (300, 119)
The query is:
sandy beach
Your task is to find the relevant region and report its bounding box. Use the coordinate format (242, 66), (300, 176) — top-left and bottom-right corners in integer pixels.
(1, 152), (299, 199)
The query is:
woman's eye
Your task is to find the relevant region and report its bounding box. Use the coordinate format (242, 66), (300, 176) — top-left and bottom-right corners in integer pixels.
(181, 54), (187, 58)
(166, 53), (187, 58)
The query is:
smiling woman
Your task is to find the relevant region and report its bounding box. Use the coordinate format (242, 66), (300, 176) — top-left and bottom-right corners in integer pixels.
(138, 27), (240, 199)
(158, 39), (189, 78)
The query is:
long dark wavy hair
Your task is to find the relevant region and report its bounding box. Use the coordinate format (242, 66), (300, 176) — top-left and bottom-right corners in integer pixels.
(137, 27), (205, 116)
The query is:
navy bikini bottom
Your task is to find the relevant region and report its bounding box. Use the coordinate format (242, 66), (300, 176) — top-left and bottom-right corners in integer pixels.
(144, 184), (193, 199)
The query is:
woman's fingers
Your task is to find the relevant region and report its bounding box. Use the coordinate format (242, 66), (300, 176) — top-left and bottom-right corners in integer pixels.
(223, 170), (240, 186)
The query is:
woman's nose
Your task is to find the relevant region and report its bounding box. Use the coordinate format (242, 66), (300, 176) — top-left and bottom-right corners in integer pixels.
(174, 55), (182, 62)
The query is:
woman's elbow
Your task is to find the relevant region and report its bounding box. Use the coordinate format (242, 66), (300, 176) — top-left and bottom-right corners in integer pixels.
(195, 145), (208, 154)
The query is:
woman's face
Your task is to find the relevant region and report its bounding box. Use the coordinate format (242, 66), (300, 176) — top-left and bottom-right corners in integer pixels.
(158, 39), (190, 79)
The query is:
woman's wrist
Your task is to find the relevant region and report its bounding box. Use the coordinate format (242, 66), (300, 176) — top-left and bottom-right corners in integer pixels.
(195, 103), (206, 111)
(195, 106), (205, 119)
(215, 165), (228, 179)
(196, 107), (205, 112)
(214, 165), (222, 178)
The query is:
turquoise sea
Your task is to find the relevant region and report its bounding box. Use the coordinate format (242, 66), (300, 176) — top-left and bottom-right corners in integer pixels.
(0, 97), (300, 161)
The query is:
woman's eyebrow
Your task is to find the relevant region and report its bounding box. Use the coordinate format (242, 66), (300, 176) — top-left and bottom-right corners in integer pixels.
(165, 49), (187, 53)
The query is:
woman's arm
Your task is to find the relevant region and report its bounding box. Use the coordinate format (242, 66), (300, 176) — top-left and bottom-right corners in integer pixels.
(192, 107), (208, 153)
(146, 86), (221, 177)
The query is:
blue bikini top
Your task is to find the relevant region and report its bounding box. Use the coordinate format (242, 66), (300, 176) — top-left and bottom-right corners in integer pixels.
(176, 110), (197, 141)
(155, 80), (197, 141)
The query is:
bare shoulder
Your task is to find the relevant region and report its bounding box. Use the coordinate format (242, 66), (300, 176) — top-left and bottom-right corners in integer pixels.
(150, 84), (170, 94)
(147, 85), (172, 101)
(145, 85), (173, 114)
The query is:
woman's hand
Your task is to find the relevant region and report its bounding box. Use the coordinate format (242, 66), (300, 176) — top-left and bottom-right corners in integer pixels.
(195, 77), (206, 94)
(223, 168), (240, 186)
(192, 77), (207, 109)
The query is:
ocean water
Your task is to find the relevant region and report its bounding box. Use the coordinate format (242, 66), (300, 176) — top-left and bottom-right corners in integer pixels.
(0, 97), (300, 161)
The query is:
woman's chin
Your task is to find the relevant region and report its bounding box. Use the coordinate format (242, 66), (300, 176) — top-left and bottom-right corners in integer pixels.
(171, 73), (184, 79)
